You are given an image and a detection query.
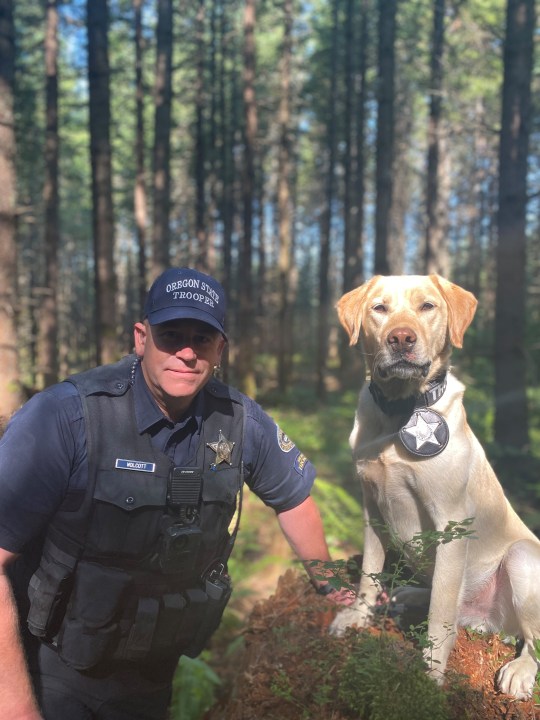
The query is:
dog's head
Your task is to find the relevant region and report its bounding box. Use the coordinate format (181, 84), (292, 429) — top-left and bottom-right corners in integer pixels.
(336, 274), (477, 397)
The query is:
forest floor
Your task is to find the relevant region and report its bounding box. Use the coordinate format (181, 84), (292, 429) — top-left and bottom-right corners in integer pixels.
(204, 570), (540, 720)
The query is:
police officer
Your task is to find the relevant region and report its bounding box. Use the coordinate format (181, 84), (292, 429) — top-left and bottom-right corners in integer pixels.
(0, 267), (352, 720)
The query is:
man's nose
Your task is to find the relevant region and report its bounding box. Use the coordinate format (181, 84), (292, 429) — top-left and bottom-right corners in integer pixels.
(176, 341), (197, 359)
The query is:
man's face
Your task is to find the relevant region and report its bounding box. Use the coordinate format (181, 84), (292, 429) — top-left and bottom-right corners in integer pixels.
(134, 319), (226, 421)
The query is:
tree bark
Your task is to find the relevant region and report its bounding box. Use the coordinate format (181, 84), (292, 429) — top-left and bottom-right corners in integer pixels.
(374, 0), (397, 276)
(0, 0), (22, 416)
(134, 0), (148, 314)
(236, 0), (257, 396)
(352, 0), (368, 290)
(277, 0), (294, 394)
(219, 0), (235, 299)
(87, 0), (117, 365)
(494, 0), (534, 450)
(151, 0), (173, 276)
(424, 0), (449, 276)
(195, 0), (208, 271)
(316, 0), (339, 400)
(38, 0), (60, 388)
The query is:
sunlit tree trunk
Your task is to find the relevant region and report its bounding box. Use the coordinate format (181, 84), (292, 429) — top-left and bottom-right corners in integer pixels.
(87, 0), (117, 365)
(277, 0), (294, 394)
(494, 0), (534, 450)
(316, 0), (339, 400)
(236, 0), (257, 396)
(0, 0), (22, 416)
(38, 0), (60, 388)
(134, 0), (148, 313)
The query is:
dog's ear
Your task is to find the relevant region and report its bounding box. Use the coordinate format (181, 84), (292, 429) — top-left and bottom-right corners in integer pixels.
(429, 274), (478, 348)
(336, 277), (380, 346)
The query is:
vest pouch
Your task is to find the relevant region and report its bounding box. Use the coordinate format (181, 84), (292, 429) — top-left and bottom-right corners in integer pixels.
(182, 575), (232, 658)
(86, 470), (167, 557)
(146, 593), (187, 657)
(27, 541), (78, 640)
(58, 561), (131, 670)
(197, 471), (239, 569)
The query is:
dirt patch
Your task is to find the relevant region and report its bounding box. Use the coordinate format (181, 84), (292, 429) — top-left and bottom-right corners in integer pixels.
(205, 571), (540, 720)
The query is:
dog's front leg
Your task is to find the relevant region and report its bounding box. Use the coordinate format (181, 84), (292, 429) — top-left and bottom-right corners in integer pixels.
(330, 494), (386, 636)
(423, 532), (468, 682)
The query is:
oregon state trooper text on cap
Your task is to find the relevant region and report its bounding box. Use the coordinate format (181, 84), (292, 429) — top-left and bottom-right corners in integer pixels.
(144, 267), (227, 338)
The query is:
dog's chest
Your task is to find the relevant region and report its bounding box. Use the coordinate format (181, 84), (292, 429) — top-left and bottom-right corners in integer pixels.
(354, 421), (440, 541)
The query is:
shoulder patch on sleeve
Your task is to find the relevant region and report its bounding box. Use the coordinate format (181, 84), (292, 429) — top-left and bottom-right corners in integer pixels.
(276, 426), (295, 453)
(294, 452), (308, 475)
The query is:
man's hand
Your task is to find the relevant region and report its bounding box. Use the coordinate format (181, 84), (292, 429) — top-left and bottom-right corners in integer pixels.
(316, 584), (356, 606)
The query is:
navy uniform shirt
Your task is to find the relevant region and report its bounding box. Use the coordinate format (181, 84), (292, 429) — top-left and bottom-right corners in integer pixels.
(0, 364), (315, 555)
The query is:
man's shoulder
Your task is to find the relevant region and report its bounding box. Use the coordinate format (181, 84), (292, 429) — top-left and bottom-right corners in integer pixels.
(67, 355), (136, 396)
(3, 380), (84, 441)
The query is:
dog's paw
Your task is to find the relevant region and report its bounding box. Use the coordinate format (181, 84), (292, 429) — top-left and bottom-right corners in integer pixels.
(329, 606), (371, 637)
(497, 656), (539, 700)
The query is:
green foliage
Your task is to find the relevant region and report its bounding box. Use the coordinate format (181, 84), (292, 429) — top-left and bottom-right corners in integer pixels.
(169, 655), (221, 720)
(264, 389), (361, 490)
(338, 633), (449, 720)
(311, 478), (363, 552)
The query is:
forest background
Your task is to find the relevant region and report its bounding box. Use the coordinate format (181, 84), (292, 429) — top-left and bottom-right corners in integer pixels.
(0, 0), (539, 715)
(1, 0), (539, 479)
(0, 0), (539, 552)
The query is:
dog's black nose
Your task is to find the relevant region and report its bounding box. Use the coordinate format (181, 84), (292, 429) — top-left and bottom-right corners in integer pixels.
(387, 327), (417, 350)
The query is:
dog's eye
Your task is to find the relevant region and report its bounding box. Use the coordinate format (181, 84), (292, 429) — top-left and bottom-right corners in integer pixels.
(420, 302), (435, 311)
(372, 304), (387, 313)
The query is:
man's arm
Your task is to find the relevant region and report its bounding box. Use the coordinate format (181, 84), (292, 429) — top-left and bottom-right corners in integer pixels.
(0, 549), (43, 720)
(277, 495), (354, 605)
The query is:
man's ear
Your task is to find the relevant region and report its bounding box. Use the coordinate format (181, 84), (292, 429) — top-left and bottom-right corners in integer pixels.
(216, 336), (227, 361)
(133, 321), (147, 356)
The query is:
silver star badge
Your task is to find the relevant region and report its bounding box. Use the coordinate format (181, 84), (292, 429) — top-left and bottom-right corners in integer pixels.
(403, 413), (441, 450)
(207, 430), (235, 467)
(398, 409), (449, 458)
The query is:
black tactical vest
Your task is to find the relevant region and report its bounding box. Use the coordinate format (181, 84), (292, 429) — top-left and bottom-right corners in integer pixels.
(26, 356), (244, 670)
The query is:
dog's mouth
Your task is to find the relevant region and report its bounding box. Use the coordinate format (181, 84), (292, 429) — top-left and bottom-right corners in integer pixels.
(375, 358), (432, 381)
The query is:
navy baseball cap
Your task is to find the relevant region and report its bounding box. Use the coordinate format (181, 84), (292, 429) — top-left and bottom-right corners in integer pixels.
(143, 267), (227, 338)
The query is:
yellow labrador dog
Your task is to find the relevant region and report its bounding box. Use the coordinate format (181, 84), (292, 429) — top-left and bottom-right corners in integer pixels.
(330, 274), (540, 699)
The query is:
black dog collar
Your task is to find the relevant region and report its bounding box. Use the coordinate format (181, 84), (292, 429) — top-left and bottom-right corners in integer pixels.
(369, 374), (449, 458)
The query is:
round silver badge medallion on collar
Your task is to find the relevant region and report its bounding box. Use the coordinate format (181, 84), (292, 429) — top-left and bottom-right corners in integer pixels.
(398, 408), (449, 458)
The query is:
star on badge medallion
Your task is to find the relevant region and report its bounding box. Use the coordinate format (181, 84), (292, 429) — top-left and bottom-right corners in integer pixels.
(403, 413), (441, 450)
(207, 430), (235, 467)
(398, 408), (449, 458)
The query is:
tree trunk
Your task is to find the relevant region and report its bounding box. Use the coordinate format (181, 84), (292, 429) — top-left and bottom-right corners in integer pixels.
(219, 0), (235, 299)
(494, 0), (534, 451)
(424, 0), (448, 276)
(316, 0), (339, 400)
(0, 0), (22, 416)
(374, 0), (397, 275)
(38, 0), (60, 388)
(343, 0), (365, 293)
(87, 0), (117, 366)
(195, 0), (208, 271)
(134, 0), (148, 314)
(352, 0), (368, 289)
(151, 0), (173, 276)
(236, 0), (257, 396)
(277, 0), (293, 394)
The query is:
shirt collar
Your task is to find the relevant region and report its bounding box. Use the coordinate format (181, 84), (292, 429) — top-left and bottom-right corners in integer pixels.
(132, 363), (204, 434)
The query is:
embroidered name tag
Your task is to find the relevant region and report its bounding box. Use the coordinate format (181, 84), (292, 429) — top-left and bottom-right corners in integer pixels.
(115, 458), (156, 473)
